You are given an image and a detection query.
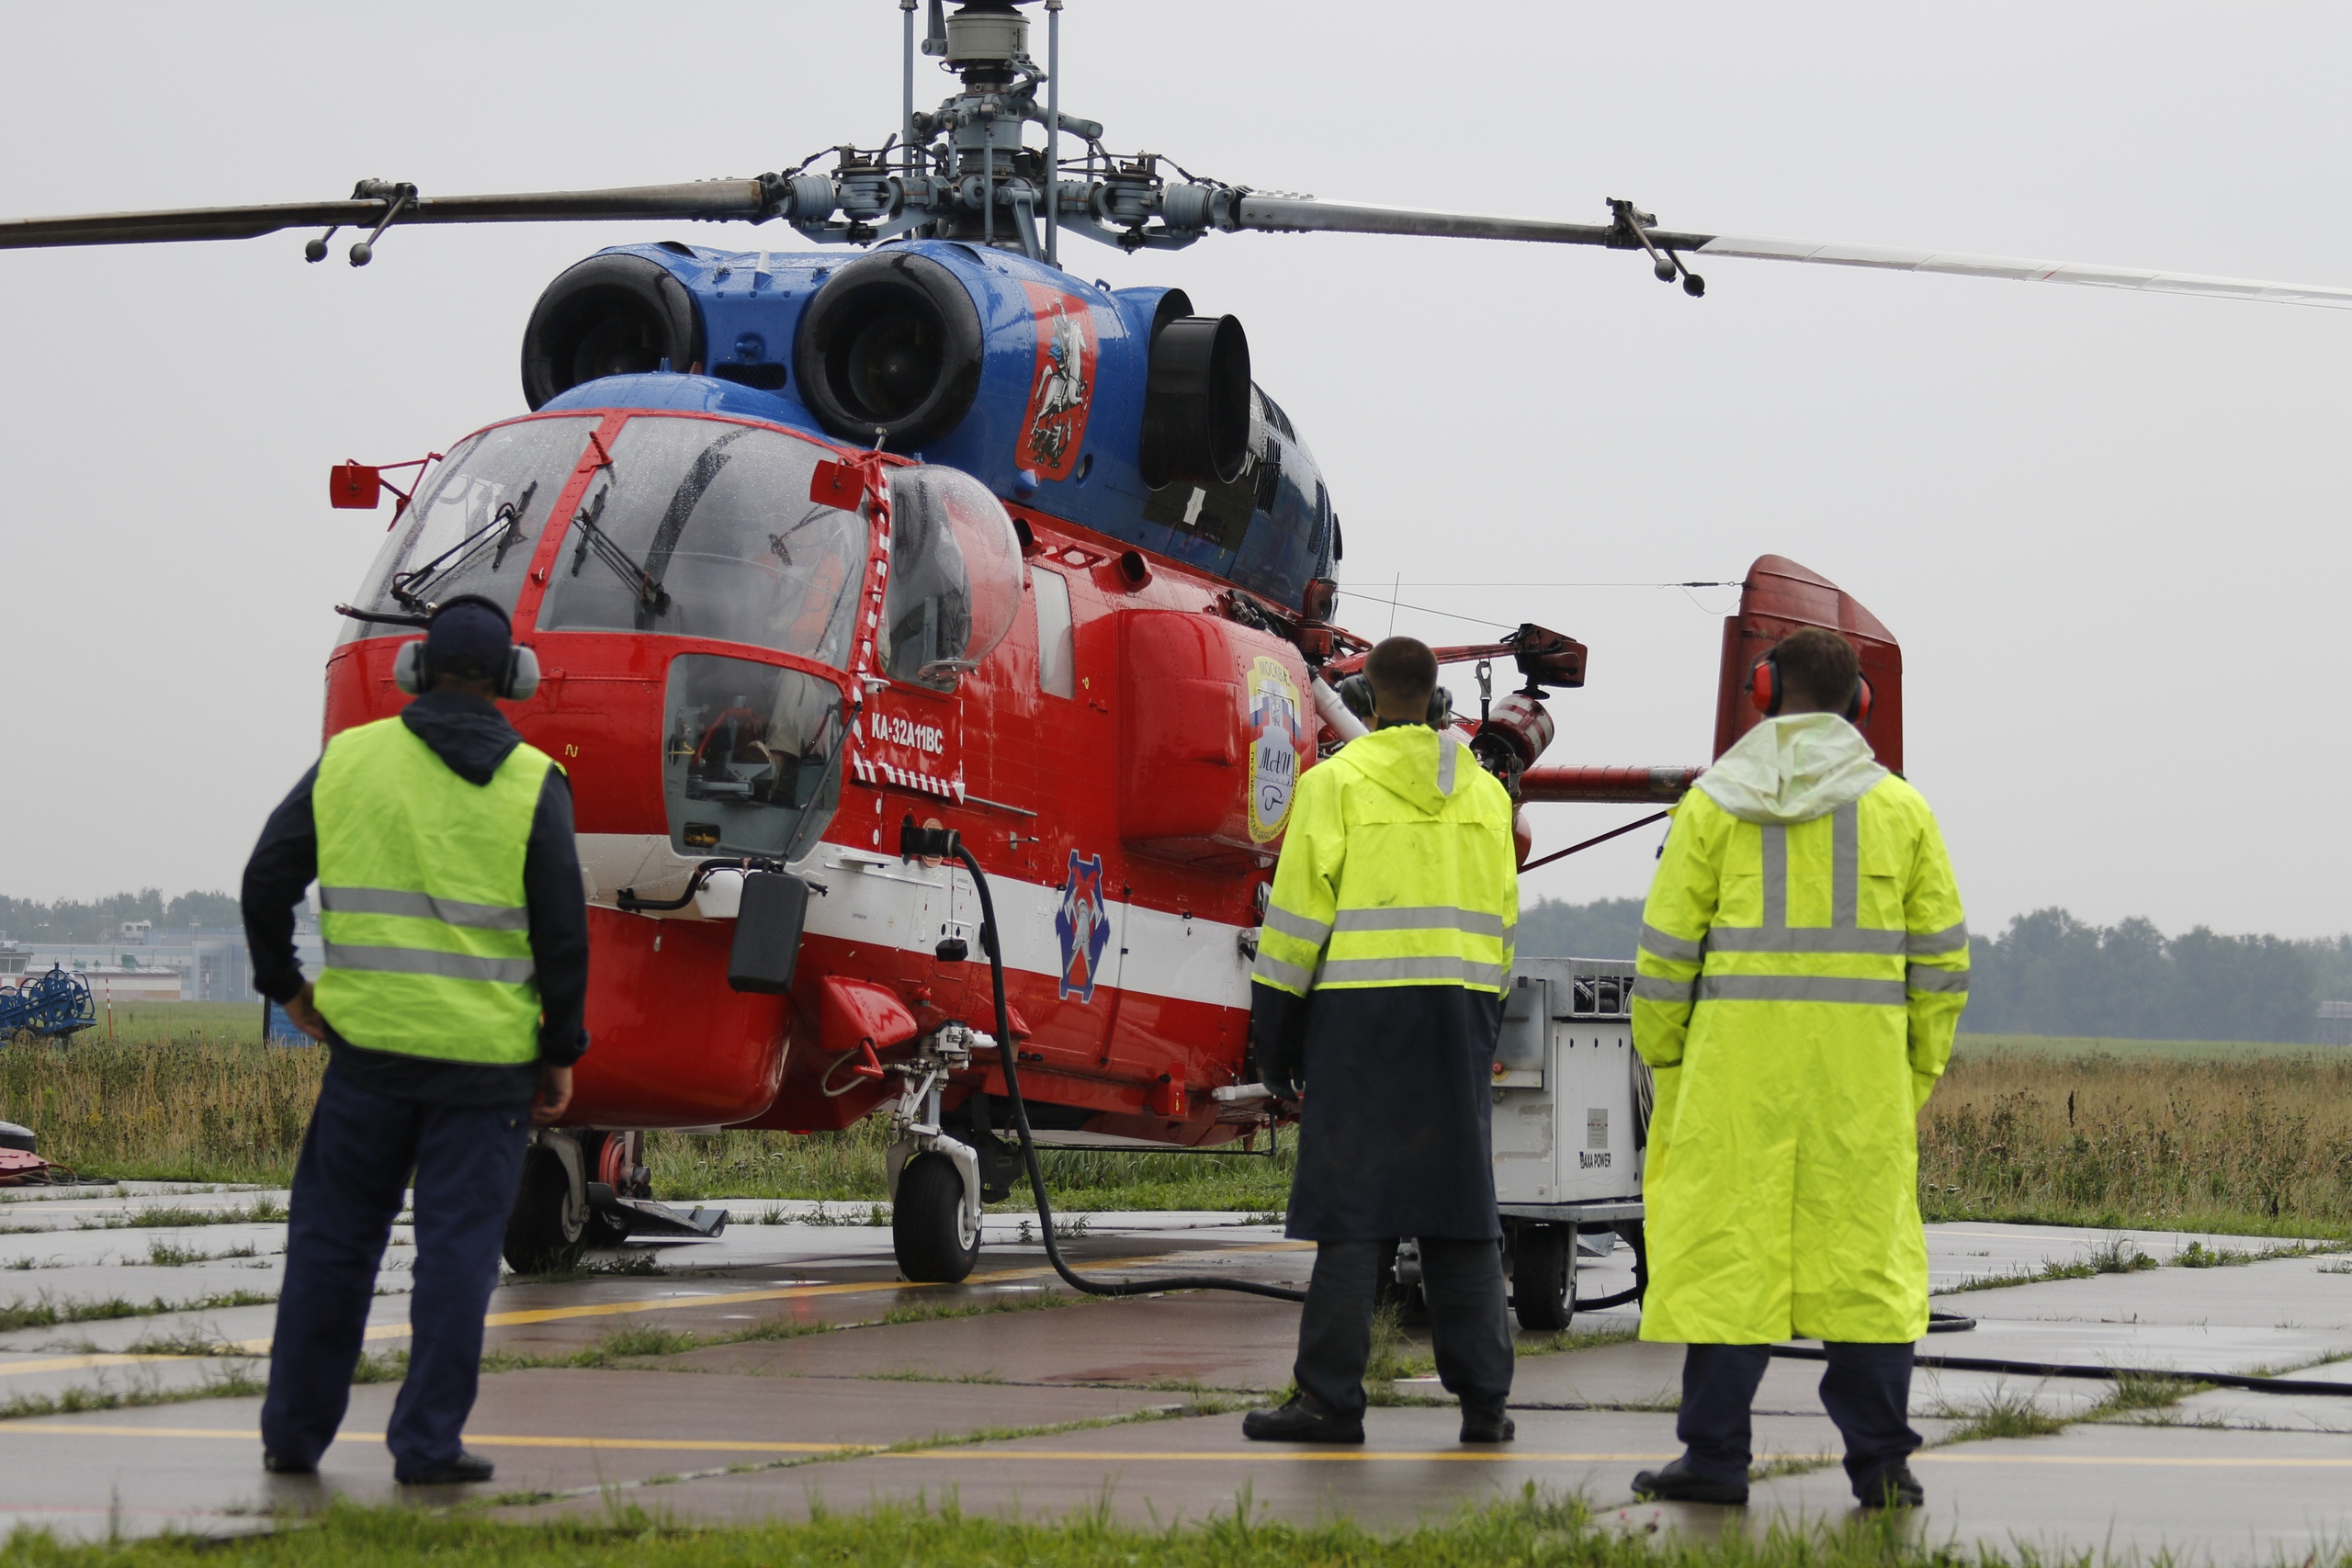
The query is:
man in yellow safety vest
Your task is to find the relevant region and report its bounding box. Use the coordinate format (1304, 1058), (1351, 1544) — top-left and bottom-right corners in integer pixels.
(1243, 636), (1521, 1446)
(241, 596), (588, 1486)
(1629, 626), (1968, 1509)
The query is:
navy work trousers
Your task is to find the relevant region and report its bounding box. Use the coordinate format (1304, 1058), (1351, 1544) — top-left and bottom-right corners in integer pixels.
(1677, 1341), (1919, 1495)
(1295, 1238), (1513, 1421)
(259, 1068), (530, 1477)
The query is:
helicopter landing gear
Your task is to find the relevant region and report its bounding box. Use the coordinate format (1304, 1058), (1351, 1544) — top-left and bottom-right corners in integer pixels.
(501, 1128), (726, 1273)
(582, 1131), (649, 1247)
(503, 1130), (589, 1274)
(893, 1153), (981, 1282)
(881, 1025), (991, 1283)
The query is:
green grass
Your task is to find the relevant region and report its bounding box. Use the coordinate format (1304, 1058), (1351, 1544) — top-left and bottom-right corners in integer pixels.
(0, 1290), (273, 1333)
(0, 1486), (2064, 1567)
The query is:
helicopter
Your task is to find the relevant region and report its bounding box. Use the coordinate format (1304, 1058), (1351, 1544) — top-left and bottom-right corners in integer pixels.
(6, 1), (2347, 1281)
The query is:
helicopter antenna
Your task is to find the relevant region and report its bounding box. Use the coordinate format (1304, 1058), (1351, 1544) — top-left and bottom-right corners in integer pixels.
(1045, 0), (1062, 266)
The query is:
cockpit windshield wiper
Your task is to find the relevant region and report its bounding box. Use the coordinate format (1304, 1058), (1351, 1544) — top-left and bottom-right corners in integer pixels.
(389, 480), (539, 611)
(566, 486), (671, 615)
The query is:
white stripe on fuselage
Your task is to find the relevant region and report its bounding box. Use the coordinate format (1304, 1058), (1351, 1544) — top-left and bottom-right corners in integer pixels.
(574, 833), (1252, 1010)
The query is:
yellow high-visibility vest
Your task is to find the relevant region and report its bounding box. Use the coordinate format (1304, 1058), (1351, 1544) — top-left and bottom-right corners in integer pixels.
(1251, 725), (1518, 999)
(312, 716), (555, 1065)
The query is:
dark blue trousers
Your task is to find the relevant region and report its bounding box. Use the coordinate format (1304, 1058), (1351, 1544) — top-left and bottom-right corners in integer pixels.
(1678, 1342), (1919, 1496)
(260, 1069), (529, 1477)
(1294, 1239), (1513, 1421)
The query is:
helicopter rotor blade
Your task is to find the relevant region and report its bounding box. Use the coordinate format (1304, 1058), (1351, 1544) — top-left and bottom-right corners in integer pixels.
(0, 181), (777, 250)
(1229, 195), (2352, 310)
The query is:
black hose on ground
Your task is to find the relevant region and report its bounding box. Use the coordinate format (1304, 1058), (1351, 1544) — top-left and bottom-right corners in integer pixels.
(950, 841), (1308, 1303)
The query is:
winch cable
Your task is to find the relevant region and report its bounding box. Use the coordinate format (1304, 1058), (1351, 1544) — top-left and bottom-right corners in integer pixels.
(947, 839), (1307, 1304)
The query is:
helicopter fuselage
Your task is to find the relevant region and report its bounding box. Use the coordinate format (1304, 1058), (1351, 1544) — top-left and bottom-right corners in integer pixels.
(324, 236), (1337, 1151)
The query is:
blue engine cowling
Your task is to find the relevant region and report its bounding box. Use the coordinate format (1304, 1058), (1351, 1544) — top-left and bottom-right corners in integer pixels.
(526, 239), (1335, 611)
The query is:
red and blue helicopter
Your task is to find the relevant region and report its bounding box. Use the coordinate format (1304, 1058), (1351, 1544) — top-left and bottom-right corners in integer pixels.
(5, 0), (2345, 1282)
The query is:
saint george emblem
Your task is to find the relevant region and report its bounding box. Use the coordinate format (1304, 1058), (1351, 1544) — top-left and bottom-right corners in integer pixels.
(1054, 850), (1113, 1002)
(1016, 284), (1097, 480)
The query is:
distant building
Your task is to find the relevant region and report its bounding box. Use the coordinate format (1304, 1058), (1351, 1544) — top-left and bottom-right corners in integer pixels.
(6, 917), (320, 1004)
(77, 966), (183, 1003)
(2321, 1000), (2352, 1046)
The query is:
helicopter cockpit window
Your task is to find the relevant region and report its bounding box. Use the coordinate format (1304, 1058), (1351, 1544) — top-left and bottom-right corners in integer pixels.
(662, 653), (845, 863)
(880, 465), (1023, 690)
(537, 416), (865, 666)
(339, 416), (596, 643)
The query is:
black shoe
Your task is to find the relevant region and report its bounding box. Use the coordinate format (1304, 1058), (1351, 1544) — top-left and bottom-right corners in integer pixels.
(396, 1450), (496, 1485)
(1241, 1398), (1364, 1445)
(1460, 1406), (1516, 1443)
(1631, 1457), (1749, 1506)
(1856, 1462), (1924, 1510)
(260, 1450), (316, 1475)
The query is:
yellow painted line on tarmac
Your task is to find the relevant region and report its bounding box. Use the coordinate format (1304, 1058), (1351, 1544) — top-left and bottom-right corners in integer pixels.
(0, 1353), (230, 1379)
(0, 1422), (865, 1455)
(222, 1240), (1317, 1354)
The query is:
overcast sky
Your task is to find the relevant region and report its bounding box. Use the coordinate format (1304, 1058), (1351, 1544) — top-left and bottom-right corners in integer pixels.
(1, 3), (2346, 939)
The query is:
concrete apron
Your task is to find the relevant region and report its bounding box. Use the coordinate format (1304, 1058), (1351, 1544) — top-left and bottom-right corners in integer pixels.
(0, 1190), (2348, 1548)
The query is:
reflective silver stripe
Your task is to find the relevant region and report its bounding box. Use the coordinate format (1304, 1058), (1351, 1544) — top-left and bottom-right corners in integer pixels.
(320, 886), (530, 932)
(1252, 951), (1313, 991)
(1832, 803), (1859, 930)
(1437, 738), (1458, 795)
(1761, 825), (1787, 930)
(1906, 964), (1972, 995)
(1638, 923), (1704, 965)
(1703, 926), (1906, 955)
(1907, 920), (1970, 957)
(1316, 955), (1506, 987)
(323, 943), (536, 986)
(1262, 906), (1332, 945)
(1333, 906), (1510, 939)
(1634, 974), (1697, 1004)
(1696, 975), (1906, 1006)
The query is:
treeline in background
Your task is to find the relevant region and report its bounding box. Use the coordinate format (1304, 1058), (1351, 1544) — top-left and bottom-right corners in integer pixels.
(0, 889), (243, 941)
(1521, 897), (2352, 1045)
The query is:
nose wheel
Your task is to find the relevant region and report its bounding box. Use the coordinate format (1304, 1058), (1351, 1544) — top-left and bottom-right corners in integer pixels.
(892, 1152), (981, 1282)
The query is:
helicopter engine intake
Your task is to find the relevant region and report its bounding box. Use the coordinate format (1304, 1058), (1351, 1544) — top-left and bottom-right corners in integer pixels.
(521, 253), (704, 411)
(794, 250), (986, 452)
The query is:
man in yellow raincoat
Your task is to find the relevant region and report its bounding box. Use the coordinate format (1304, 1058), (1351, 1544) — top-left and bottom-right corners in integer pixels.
(1629, 626), (1968, 1509)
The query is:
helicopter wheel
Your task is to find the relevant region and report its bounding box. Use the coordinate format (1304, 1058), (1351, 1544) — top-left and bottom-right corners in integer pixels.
(892, 1153), (979, 1283)
(503, 1136), (587, 1274)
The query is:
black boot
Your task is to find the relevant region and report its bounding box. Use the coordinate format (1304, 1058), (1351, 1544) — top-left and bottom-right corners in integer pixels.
(397, 1449), (496, 1485)
(1460, 1402), (1516, 1443)
(1855, 1462), (1924, 1509)
(260, 1450), (316, 1475)
(1632, 1456), (1749, 1506)
(1242, 1397), (1364, 1445)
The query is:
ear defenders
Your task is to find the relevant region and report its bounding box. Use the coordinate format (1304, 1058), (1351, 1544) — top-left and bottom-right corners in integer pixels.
(392, 597), (541, 701)
(1748, 652), (1871, 727)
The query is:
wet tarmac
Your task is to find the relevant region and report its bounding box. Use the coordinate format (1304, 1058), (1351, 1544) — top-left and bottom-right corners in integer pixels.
(0, 1181), (2346, 1555)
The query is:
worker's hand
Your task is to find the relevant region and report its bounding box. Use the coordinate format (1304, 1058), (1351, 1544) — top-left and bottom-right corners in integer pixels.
(532, 1064), (574, 1126)
(283, 983), (328, 1043)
